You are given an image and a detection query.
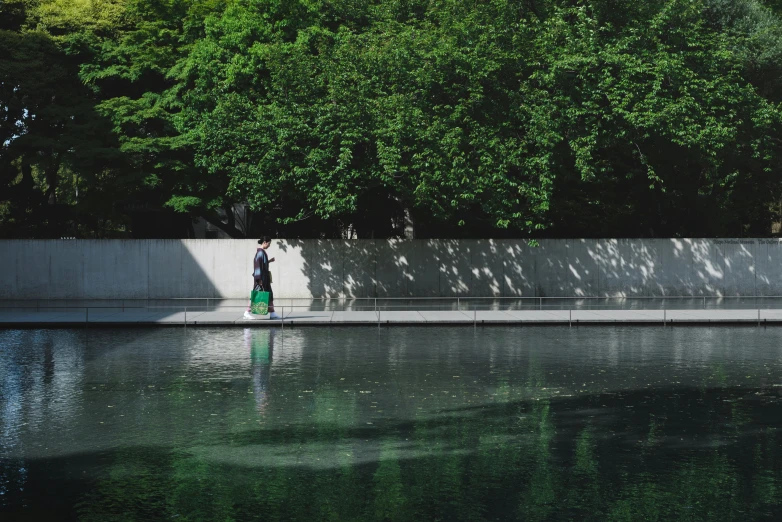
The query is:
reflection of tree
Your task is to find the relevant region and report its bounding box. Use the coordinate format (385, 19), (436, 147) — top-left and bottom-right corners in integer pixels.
(607, 453), (741, 521)
(75, 447), (172, 521)
(372, 439), (408, 522)
(0, 368), (26, 513)
(68, 417), (782, 521)
(517, 399), (557, 521)
(517, 354), (557, 521)
(565, 426), (602, 519)
(168, 449), (236, 522)
(12, 326), (774, 522)
(750, 435), (782, 515)
(311, 391), (364, 522)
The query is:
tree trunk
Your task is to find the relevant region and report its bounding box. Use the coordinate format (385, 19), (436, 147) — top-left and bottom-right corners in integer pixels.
(45, 155), (61, 205)
(223, 203), (237, 232)
(202, 210), (245, 238)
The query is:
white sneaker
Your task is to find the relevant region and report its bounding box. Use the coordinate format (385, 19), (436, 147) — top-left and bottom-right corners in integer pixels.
(243, 311), (256, 320)
(269, 312), (280, 320)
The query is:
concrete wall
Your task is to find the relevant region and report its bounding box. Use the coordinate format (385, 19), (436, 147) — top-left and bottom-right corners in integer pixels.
(1, 238), (780, 299)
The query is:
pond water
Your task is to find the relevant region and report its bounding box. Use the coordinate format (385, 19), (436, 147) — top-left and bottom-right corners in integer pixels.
(2, 326), (782, 521)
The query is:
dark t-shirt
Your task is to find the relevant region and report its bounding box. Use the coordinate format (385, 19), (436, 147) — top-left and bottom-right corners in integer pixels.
(253, 248), (270, 288)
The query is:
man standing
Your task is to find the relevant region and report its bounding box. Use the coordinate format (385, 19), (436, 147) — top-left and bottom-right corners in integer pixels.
(244, 236), (280, 320)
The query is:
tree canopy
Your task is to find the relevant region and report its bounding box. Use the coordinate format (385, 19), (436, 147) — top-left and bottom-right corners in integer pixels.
(3, 0), (782, 238)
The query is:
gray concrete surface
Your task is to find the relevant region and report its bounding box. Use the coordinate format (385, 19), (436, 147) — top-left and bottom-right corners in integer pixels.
(2, 308), (782, 327)
(3, 238), (782, 300)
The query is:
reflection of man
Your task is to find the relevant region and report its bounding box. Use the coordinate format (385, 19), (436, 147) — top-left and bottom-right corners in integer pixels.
(244, 328), (274, 413)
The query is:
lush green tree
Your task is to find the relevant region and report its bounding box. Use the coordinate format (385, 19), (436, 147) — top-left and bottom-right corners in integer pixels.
(172, 0), (782, 238)
(5, 0), (782, 238)
(70, 0), (253, 237)
(533, 0), (782, 237)
(175, 1), (551, 236)
(0, 0), (136, 238)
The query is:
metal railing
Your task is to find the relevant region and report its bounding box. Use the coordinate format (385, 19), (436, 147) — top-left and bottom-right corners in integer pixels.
(5, 295), (782, 312)
(1, 298), (781, 328)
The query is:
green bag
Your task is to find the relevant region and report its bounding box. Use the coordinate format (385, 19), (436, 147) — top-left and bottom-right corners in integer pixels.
(250, 290), (270, 315)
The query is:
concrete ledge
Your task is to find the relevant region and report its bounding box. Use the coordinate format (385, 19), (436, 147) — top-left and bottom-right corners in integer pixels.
(2, 309), (782, 327)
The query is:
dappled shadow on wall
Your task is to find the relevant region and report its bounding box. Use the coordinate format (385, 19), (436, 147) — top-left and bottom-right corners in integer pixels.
(275, 238), (782, 299)
(275, 239), (533, 300)
(3, 238), (782, 303)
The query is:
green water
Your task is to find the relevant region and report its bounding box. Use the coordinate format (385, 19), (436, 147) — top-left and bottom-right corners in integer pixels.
(2, 326), (782, 521)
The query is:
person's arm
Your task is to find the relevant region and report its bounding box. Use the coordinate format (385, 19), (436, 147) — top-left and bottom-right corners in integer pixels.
(252, 250), (262, 277)
(260, 250), (270, 287)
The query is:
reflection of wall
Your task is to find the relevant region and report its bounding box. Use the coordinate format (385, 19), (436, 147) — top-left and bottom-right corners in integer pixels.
(0, 238), (778, 298)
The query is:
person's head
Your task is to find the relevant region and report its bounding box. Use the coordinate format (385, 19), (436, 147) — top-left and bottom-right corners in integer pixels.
(258, 236), (272, 249)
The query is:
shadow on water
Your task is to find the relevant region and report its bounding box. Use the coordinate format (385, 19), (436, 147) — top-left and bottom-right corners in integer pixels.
(3, 385), (782, 521)
(4, 325), (782, 521)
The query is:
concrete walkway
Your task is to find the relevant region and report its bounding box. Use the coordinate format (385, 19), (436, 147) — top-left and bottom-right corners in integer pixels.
(2, 309), (782, 327)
